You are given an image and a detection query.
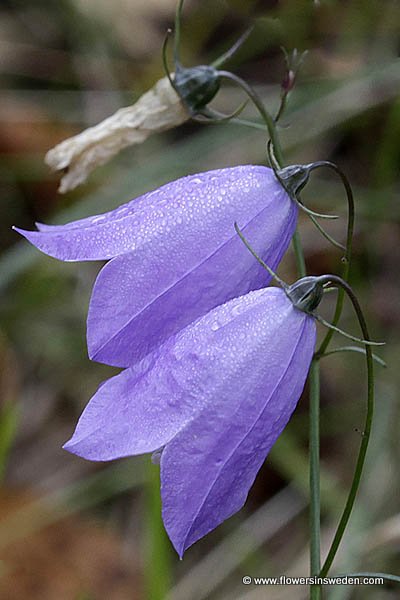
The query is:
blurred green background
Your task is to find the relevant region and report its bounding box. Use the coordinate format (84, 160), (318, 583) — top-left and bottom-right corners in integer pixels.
(0, 0), (399, 598)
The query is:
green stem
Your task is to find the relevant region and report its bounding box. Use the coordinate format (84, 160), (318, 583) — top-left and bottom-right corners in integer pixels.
(309, 360), (322, 600)
(145, 463), (171, 600)
(316, 277), (374, 577)
(174, 0), (185, 65)
(291, 229), (306, 278)
(217, 70), (285, 165)
(315, 164), (355, 356)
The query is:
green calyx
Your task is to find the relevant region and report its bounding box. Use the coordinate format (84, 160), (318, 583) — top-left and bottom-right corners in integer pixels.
(173, 65), (221, 114)
(277, 164), (311, 197)
(286, 276), (324, 312)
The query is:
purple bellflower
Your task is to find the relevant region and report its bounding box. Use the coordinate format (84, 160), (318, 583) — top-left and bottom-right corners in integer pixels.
(15, 166), (297, 367)
(63, 285), (316, 557)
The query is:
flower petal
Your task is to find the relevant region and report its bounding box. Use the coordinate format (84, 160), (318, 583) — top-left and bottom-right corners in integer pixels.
(14, 166), (291, 261)
(87, 191), (296, 367)
(63, 287), (299, 461)
(160, 290), (316, 557)
(63, 346), (196, 460)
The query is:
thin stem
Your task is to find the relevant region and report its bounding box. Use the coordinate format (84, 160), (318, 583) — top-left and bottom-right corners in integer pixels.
(308, 214), (346, 251)
(292, 229), (307, 277)
(230, 117), (268, 131)
(315, 276), (374, 577)
(315, 163), (355, 356)
(274, 91), (288, 123)
(145, 464), (171, 600)
(319, 346), (386, 367)
(211, 27), (253, 69)
(309, 360), (322, 600)
(174, 0), (185, 65)
(314, 313), (383, 346)
(304, 171), (367, 582)
(162, 30), (176, 90)
(217, 70), (284, 165)
(234, 223), (288, 289)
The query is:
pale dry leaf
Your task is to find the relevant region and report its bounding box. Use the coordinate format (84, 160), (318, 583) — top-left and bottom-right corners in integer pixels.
(45, 76), (190, 193)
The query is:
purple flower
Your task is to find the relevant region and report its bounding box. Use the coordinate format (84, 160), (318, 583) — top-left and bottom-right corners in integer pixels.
(63, 286), (316, 557)
(15, 166), (297, 367)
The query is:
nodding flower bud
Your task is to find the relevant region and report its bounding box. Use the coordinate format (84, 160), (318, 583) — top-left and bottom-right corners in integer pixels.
(286, 276), (324, 312)
(173, 64), (221, 114)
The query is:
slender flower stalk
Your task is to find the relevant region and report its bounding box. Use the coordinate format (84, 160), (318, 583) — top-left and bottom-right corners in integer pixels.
(309, 361), (321, 600)
(316, 276), (375, 578)
(315, 163), (355, 357)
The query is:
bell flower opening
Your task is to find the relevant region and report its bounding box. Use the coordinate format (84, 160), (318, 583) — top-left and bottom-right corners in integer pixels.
(63, 286), (316, 557)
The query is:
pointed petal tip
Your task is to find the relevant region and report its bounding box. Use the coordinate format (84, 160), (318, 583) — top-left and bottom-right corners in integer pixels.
(62, 436), (80, 455)
(62, 434), (97, 459)
(163, 517), (193, 559)
(62, 439), (78, 457)
(13, 226), (40, 243)
(13, 226), (46, 247)
(12, 225), (25, 235)
(169, 536), (185, 560)
(62, 437), (110, 462)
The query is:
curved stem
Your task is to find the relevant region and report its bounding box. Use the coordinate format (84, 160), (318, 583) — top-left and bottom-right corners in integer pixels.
(314, 276), (374, 577)
(162, 30), (176, 90)
(217, 70), (284, 166)
(314, 163), (355, 356)
(319, 346), (386, 367)
(308, 214), (346, 251)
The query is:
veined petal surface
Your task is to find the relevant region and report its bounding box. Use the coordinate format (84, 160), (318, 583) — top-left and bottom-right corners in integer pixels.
(160, 289), (316, 556)
(65, 288), (290, 460)
(87, 188), (296, 367)
(14, 166), (292, 262)
(65, 289), (312, 460)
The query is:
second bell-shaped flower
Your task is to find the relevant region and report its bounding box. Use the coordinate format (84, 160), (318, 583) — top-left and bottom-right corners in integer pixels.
(15, 166), (296, 367)
(63, 286), (317, 557)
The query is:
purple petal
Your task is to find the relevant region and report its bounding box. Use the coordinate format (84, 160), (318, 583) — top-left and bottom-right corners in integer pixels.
(64, 289), (273, 459)
(87, 189), (296, 367)
(63, 345), (198, 460)
(160, 290), (316, 557)
(64, 287), (304, 461)
(14, 165), (291, 261)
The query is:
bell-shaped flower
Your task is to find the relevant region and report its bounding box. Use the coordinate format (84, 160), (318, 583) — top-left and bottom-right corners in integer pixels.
(63, 286), (316, 557)
(15, 166), (297, 367)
